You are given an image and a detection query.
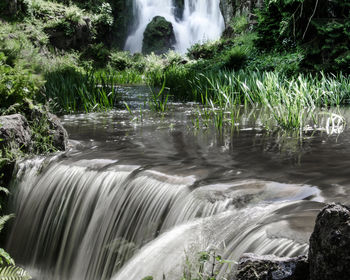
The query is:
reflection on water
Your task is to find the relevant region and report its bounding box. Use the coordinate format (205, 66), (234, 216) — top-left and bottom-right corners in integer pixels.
(61, 102), (350, 204)
(6, 86), (350, 280)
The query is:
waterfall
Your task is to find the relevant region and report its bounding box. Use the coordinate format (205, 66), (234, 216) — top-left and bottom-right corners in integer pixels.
(124, 0), (225, 53)
(7, 157), (322, 279)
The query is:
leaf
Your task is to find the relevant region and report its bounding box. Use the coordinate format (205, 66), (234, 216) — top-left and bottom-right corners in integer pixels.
(0, 248), (14, 266)
(0, 214), (14, 233)
(0, 265), (31, 280)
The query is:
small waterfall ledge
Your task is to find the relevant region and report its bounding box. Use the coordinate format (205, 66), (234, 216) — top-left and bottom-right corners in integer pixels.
(6, 157), (321, 280)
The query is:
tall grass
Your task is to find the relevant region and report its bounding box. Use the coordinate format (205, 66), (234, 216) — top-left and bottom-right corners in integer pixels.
(147, 67), (350, 131)
(42, 67), (122, 113)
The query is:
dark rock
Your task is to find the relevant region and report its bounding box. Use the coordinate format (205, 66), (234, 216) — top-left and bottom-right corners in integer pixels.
(46, 112), (68, 151)
(173, 0), (185, 20)
(142, 16), (176, 55)
(0, 114), (32, 152)
(309, 203), (350, 280)
(236, 253), (309, 280)
(3, 100), (68, 151)
(220, 0), (235, 29)
(0, 159), (15, 187)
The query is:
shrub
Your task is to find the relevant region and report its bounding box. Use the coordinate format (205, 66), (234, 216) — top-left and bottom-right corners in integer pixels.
(0, 63), (42, 110)
(222, 47), (247, 70)
(187, 41), (218, 60)
(109, 51), (132, 71)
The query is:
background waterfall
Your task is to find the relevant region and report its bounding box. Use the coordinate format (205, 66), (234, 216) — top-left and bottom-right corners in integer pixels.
(124, 0), (225, 53)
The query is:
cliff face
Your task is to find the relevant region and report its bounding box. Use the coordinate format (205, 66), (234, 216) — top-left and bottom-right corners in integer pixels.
(219, 0), (264, 28)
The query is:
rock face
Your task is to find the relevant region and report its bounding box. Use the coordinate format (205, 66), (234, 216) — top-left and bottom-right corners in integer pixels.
(142, 16), (176, 55)
(219, 0), (264, 28)
(46, 112), (68, 151)
(309, 203), (350, 280)
(220, 0), (235, 29)
(173, 0), (185, 20)
(236, 253), (309, 280)
(0, 114), (32, 152)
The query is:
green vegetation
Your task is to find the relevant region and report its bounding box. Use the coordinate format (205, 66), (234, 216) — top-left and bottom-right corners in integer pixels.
(0, 166), (31, 279)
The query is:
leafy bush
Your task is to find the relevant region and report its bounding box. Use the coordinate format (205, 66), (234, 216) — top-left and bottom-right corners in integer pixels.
(80, 43), (111, 67)
(187, 41), (218, 60)
(222, 47), (247, 70)
(0, 64), (42, 110)
(109, 51), (132, 71)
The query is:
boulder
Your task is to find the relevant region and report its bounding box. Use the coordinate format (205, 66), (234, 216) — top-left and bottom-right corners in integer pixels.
(309, 203), (350, 280)
(0, 114), (32, 152)
(3, 100), (68, 152)
(142, 16), (176, 55)
(236, 253), (309, 280)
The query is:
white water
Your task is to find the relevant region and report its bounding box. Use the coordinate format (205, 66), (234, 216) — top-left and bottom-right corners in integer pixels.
(7, 157), (322, 280)
(124, 0), (225, 53)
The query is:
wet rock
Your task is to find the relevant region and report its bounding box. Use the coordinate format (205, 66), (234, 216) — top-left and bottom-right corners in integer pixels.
(0, 114), (32, 152)
(46, 112), (68, 151)
(309, 203), (350, 280)
(173, 0), (185, 20)
(236, 253), (309, 280)
(142, 16), (176, 55)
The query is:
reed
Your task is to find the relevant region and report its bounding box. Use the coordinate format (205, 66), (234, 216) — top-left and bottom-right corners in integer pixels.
(42, 67), (123, 113)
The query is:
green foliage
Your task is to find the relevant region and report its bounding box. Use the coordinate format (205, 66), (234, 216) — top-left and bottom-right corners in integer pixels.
(109, 51), (132, 71)
(255, 0), (350, 73)
(247, 51), (304, 76)
(43, 67), (123, 113)
(222, 47), (247, 70)
(0, 248), (15, 266)
(81, 43), (111, 67)
(0, 64), (41, 110)
(187, 41), (218, 60)
(0, 266), (31, 280)
(231, 15), (249, 34)
(148, 78), (170, 112)
(182, 251), (235, 280)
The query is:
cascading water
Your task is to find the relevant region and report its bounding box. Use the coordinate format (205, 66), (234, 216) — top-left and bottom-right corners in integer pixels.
(7, 156), (322, 280)
(124, 0), (225, 53)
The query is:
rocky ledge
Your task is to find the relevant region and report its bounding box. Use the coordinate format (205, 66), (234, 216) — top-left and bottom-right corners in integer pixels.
(0, 104), (68, 185)
(236, 203), (350, 280)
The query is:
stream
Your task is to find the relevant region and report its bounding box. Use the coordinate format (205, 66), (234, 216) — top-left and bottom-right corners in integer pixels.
(5, 86), (350, 279)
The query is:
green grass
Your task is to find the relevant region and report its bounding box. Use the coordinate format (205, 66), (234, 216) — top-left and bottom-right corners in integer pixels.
(147, 66), (350, 132)
(42, 67), (125, 113)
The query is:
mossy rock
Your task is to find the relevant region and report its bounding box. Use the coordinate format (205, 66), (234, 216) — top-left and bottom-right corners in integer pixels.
(142, 16), (176, 55)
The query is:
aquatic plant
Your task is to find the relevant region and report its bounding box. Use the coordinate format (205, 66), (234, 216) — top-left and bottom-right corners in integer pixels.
(148, 78), (170, 113)
(43, 67), (123, 113)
